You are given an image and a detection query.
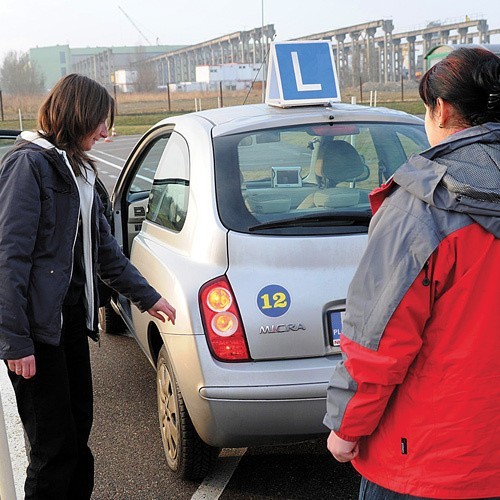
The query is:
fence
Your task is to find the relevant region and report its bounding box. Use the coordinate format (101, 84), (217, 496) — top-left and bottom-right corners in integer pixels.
(0, 79), (423, 126)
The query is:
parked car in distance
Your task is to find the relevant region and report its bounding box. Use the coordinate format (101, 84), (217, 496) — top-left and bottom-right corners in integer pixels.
(101, 102), (429, 480)
(0, 130), (20, 161)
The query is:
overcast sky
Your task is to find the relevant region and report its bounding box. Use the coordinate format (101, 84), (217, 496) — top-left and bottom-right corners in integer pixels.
(1, 0), (499, 61)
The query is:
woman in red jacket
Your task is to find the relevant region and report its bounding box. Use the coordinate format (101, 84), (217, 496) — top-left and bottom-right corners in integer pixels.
(325, 48), (500, 499)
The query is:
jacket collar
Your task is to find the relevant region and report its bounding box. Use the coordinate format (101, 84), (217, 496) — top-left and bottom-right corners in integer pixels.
(18, 132), (95, 186)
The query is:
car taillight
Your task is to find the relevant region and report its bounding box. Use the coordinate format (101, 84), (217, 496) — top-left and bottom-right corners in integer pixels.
(199, 276), (251, 362)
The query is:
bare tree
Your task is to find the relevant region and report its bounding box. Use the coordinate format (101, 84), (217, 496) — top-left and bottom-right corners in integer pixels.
(135, 61), (158, 92)
(0, 51), (45, 94)
(133, 47), (158, 92)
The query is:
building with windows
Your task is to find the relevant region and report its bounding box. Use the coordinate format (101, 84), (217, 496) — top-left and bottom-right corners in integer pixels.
(29, 44), (184, 90)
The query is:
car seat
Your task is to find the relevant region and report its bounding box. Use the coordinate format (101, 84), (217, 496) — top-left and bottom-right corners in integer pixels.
(299, 139), (370, 209)
(316, 139), (369, 187)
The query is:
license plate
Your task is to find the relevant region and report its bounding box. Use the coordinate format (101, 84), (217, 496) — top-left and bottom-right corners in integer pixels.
(327, 310), (345, 348)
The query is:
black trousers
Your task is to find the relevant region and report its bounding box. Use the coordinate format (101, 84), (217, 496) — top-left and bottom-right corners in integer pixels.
(8, 302), (94, 500)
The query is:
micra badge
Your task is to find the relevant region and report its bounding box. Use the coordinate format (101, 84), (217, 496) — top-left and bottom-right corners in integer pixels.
(259, 323), (306, 334)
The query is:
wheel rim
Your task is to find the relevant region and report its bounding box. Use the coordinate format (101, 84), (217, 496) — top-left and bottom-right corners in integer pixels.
(157, 360), (180, 464)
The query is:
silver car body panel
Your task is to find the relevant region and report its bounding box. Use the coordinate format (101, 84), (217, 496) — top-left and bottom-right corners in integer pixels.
(152, 102), (423, 138)
(226, 231), (366, 359)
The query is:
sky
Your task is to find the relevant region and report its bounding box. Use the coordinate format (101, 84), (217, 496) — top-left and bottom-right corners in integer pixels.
(1, 0), (500, 62)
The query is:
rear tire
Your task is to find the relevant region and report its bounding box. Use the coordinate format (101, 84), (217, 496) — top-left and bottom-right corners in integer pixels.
(156, 346), (219, 480)
(98, 304), (127, 335)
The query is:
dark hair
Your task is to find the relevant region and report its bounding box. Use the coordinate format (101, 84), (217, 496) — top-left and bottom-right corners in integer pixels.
(37, 74), (115, 175)
(419, 47), (500, 126)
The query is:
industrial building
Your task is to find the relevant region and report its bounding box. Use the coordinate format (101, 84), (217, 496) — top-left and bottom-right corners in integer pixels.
(28, 16), (500, 92)
(29, 44), (185, 90)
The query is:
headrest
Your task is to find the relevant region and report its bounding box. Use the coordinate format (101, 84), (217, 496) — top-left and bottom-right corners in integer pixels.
(317, 139), (366, 186)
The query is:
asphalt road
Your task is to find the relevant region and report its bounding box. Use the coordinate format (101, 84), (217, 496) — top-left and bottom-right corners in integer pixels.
(87, 135), (362, 500)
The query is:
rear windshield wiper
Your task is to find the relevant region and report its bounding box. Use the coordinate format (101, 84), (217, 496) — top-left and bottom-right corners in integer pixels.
(248, 211), (372, 231)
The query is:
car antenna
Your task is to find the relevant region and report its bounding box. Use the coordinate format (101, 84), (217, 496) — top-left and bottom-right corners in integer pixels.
(242, 33), (276, 105)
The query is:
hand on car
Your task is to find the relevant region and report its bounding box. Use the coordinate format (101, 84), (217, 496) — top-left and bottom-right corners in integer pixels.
(147, 297), (176, 325)
(327, 430), (360, 462)
(7, 355), (36, 379)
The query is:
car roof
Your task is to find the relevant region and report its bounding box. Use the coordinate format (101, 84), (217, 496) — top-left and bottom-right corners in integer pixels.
(155, 102), (424, 138)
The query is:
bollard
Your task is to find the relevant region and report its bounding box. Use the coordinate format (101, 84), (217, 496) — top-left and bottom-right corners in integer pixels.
(0, 391), (17, 500)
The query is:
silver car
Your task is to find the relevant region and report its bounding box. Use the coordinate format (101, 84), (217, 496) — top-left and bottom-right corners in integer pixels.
(103, 103), (429, 479)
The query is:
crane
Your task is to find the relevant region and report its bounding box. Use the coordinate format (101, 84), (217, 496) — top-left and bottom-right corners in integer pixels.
(118, 6), (153, 46)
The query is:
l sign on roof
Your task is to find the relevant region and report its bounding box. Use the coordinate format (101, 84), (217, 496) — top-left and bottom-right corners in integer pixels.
(265, 41), (341, 107)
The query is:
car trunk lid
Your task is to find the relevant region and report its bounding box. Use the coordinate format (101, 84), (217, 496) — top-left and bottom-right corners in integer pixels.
(225, 231), (366, 360)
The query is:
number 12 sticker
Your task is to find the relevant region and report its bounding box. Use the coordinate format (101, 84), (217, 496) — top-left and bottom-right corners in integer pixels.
(257, 284), (291, 317)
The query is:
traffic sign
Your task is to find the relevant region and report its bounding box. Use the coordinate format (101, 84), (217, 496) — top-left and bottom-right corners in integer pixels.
(265, 41), (341, 107)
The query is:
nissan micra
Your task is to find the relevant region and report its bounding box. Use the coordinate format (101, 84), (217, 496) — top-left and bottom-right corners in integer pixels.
(102, 102), (429, 479)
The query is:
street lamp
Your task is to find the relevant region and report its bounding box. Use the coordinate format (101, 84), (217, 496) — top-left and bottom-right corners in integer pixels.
(261, 0), (265, 102)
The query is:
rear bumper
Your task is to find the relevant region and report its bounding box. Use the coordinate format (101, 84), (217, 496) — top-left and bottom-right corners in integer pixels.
(200, 382), (326, 400)
(165, 334), (340, 448)
(198, 383), (329, 447)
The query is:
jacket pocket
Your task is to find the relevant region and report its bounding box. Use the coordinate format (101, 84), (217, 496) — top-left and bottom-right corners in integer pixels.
(27, 265), (68, 337)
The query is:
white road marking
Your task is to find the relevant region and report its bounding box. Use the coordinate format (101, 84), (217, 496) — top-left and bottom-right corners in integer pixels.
(88, 154), (123, 170)
(91, 149), (128, 162)
(190, 448), (247, 500)
(0, 363), (28, 499)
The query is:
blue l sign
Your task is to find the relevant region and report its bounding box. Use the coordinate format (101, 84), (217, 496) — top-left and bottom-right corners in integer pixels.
(266, 41), (341, 107)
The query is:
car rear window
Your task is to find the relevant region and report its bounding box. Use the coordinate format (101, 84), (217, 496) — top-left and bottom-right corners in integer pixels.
(213, 121), (428, 235)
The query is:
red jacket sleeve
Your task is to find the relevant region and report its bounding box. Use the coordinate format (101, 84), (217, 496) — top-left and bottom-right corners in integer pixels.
(325, 259), (436, 441)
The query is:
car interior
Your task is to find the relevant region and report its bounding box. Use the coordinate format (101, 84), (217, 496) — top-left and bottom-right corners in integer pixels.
(213, 121), (429, 234)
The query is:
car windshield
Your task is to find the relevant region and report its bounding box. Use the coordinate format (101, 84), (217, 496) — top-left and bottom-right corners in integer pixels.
(213, 121), (429, 235)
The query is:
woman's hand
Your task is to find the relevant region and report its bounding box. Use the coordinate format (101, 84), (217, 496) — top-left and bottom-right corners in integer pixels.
(327, 430), (360, 463)
(7, 355), (36, 379)
(147, 297), (176, 325)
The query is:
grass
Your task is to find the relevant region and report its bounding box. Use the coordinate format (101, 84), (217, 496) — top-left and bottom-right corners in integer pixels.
(377, 100), (426, 115)
(1, 87), (425, 135)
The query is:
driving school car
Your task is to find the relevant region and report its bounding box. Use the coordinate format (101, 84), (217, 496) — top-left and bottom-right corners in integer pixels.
(102, 101), (429, 480)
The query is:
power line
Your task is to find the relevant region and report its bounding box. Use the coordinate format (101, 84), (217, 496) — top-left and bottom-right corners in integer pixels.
(118, 6), (153, 46)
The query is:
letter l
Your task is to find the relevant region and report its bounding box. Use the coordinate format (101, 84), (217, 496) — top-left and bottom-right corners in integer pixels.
(291, 51), (322, 92)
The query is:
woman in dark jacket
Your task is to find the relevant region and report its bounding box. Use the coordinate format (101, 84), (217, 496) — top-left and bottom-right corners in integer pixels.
(325, 48), (500, 499)
(0, 74), (176, 499)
